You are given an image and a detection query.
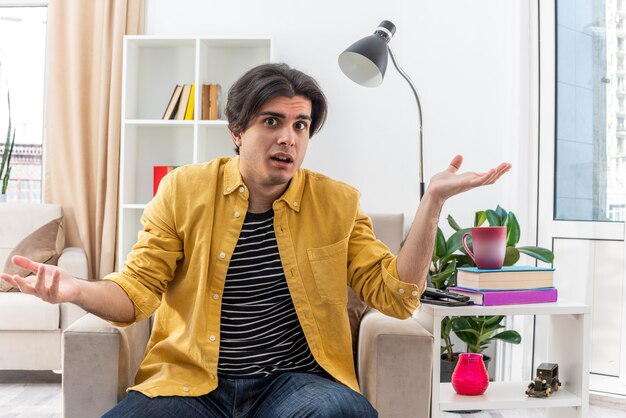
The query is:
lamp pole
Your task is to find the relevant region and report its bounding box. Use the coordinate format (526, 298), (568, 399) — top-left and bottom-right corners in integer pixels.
(387, 45), (425, 199)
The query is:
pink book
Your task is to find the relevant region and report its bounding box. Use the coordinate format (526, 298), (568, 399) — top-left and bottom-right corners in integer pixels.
(447, 286), (558, 306)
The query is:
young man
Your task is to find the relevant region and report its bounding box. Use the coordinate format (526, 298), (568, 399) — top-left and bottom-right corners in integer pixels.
(1, 63), (511, 417)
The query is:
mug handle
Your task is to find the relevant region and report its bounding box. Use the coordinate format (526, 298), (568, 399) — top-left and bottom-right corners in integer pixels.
(462, 232), (476, 263)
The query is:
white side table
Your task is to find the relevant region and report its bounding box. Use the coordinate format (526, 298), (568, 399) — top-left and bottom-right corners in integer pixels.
(415, 299), (591, 418)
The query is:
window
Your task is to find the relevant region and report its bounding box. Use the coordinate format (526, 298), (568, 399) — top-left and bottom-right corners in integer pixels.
(0, 5), (47, 203)
(609, 204), (625, 221)
(556, 0), (626, 221)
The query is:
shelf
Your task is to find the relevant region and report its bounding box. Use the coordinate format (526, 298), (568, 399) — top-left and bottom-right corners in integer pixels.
(198, 120), (228, 126)
(419, 298), (591, 317)
(198, 38), (271, 48)
(124, 37), (196, 48)
(124, 119), (228, 127)
(125, 119), (195, 127)
(439, 382), (581, 411)
(122, 204), (147, 210)
(123, 36), (271, 48)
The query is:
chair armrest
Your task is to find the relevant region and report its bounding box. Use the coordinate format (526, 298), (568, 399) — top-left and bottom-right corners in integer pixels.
(57, 247), (89, 330)
(58, 247), (88, 281)
(62, 313), (150, 418)
(60, 303), (86, 331)
(358, 310), (433, 418)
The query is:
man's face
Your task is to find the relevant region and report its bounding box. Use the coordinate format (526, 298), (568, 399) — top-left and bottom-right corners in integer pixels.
(232, 95), (312, 193)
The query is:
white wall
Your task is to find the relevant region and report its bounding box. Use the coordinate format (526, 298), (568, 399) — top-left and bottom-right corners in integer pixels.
(145, 0), (535, 239)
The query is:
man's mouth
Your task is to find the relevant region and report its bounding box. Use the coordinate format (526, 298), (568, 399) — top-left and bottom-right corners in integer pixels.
(270, 153), (294, 164)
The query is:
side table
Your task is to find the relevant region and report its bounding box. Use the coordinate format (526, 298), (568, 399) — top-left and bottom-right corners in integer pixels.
(415, 299), (591, 418)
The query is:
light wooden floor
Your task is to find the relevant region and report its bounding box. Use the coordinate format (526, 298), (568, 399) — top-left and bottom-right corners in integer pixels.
(0, 371), (62, 418)
(2, 371), (626, 417)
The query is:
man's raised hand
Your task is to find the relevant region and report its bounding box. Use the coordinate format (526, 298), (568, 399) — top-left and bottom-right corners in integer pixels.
(0, 255), (81, 304)
(426, 155), (512, 203)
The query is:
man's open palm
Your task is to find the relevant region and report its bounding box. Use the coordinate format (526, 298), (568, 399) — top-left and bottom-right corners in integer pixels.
(427, 155), (512, 202)
(0, 255), (80, 304)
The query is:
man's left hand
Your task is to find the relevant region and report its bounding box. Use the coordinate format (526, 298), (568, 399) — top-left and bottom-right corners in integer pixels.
(426, 154), (512, 204)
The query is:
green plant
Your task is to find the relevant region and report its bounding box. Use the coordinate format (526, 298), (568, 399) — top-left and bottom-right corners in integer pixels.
(433, 205), (554, 359)
(441, 316), (461, 360)
(0, 90), (15, 195)
(441, 316), (522, 361)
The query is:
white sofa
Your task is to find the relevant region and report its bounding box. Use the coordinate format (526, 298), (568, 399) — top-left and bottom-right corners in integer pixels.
(0, 203), (88, 370)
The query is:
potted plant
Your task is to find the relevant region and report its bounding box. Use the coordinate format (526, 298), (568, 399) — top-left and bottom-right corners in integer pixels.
(432, 205), (554, 381)
(0, 90), (15, 201)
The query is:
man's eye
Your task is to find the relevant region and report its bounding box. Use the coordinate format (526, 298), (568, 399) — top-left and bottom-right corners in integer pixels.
(295, 121), (308, 130)
(265, 118), (277, 126)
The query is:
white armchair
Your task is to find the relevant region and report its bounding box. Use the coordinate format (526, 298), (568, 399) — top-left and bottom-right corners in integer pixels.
(0, 203), (88, 370)
(62, 214), (433, 417)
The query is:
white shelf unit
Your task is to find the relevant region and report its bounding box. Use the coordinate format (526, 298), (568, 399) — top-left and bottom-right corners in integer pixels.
(118, 36), (272, 268)
(415, 300), (591, 418)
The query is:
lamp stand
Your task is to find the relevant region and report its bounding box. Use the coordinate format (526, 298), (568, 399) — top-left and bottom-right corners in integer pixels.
(387, 45), (425, 200)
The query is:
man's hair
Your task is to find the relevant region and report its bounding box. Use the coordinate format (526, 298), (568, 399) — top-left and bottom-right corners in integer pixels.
(226, 63), (328, 154)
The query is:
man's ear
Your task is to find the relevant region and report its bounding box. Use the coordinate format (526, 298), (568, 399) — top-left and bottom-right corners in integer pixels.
(230, 130), (242, 148)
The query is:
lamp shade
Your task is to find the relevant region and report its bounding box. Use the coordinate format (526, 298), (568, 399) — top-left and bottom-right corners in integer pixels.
(338, 20), (396, 87)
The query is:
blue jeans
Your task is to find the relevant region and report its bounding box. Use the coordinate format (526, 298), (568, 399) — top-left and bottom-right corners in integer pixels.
(102, 372), (378, 417)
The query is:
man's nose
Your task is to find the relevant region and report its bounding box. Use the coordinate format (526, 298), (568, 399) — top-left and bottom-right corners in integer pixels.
(277, 127), (296, 146)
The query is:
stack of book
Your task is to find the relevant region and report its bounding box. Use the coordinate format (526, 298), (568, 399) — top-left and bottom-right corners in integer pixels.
(201, 83), (222, 120)
(161, 83), (222, 121)
(162, 84), (194, 120)
(448, 266), (557, 306)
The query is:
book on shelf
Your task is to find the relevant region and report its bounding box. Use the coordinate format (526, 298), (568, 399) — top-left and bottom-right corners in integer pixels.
(202, 84), (211, 120)
(447, 286), (558, 306)
(209, 83), (222, 120)
(201, 83), (222, 120)
(162, 85), (182, 120)
(456, 265), (554, 290)
(176, 84), (192, 120)
(153, 166), (178, 196)
(184, 84), (195, 120)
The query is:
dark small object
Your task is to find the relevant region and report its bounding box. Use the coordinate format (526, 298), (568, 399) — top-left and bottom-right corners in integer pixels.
(420, 287), (474, 306)
(525, 363), (561, 398)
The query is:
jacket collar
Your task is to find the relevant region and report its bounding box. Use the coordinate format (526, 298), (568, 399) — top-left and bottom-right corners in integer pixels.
(223, 157), (246, 195)
(223, 156), (304, 213)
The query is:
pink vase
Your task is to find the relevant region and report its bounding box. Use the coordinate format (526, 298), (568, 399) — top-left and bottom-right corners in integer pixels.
(451, 353), (489, 395)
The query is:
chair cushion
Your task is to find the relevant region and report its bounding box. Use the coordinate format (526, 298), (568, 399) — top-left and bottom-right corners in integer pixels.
(347, 287), (371, 360)
(0, 292), (60, 330)
(1, 217), (65, 292)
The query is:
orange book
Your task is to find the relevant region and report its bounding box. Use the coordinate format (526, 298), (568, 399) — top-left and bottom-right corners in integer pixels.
(202, 84), (211, 120)
(209, 84), (221, 120)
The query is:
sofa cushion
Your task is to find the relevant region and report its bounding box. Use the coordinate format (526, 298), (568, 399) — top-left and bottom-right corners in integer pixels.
(0, 292), (60, 330)
(0, 203), (62, 266)
(1, 217), (65, 292)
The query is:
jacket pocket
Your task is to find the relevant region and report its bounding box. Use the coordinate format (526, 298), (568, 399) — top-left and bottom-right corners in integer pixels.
(307, 237), (349, 304)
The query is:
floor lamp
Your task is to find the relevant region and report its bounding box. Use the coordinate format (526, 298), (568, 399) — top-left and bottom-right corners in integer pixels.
(338, 20), (426, 200)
